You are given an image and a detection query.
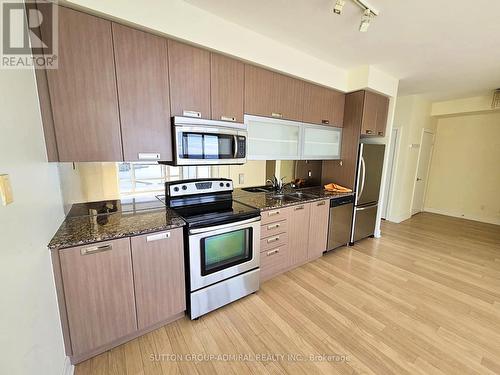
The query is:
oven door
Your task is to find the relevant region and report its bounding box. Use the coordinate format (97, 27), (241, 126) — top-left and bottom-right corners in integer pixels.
(174, 125), (247, 165)
(188, 217), (260, 291)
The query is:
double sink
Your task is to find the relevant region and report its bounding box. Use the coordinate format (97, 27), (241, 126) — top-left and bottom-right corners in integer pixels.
(241, 186), (318, 203)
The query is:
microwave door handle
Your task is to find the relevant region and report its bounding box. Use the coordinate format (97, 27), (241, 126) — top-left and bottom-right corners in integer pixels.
(233, 135), (238, 158)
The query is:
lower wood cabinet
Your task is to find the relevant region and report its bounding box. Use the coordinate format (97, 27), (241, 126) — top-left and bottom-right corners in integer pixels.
(288, 203), (312, 267)
(59, 238), (137, 356)
(307, 200), (330, 260)
(131, 229), (185, 330)
(55, 229), (186, 363)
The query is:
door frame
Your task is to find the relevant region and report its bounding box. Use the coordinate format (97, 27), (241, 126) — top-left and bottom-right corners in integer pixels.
(410, 128), (435, 215)
(382, 127), (400, 219)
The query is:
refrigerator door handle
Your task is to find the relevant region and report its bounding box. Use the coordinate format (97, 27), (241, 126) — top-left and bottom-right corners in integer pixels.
(357, 156), (366, 204)
(355, 203), (378, 211)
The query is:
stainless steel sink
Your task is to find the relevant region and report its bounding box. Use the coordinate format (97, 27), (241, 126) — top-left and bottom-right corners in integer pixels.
(285, 191), (318, 199)
(267, 194), (300, 203)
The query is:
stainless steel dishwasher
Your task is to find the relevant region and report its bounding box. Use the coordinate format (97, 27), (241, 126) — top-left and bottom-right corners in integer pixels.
(327, 195), (354, 251)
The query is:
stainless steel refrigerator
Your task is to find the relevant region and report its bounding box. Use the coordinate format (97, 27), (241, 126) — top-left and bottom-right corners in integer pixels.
(351, 143), (385, 243)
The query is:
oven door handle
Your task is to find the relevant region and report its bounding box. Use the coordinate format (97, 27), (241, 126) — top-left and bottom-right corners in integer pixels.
(188, 216), (261, 235)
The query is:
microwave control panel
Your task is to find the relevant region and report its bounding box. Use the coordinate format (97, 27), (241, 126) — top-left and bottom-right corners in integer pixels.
(236, 136), (246, 158)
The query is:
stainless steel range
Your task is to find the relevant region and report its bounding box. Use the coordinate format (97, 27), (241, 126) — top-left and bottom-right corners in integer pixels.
(165, 178), (261, 319)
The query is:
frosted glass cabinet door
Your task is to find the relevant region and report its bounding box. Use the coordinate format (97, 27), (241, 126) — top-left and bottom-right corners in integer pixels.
(302, 125), (342, 160)
(246, 115), (301, 159)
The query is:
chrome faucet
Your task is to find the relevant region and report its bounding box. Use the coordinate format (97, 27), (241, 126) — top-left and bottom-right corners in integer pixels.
(266, 176), (287, 194)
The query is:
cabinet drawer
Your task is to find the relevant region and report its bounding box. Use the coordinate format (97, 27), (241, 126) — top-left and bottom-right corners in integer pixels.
(260, 245), (288, 281)
(261, 219), (288, 239)
(261, 207), (290, 225)
(260, 232), (288, 252)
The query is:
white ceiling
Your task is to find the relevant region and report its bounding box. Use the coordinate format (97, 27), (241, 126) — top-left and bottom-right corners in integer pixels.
(186, 0), (500, 101)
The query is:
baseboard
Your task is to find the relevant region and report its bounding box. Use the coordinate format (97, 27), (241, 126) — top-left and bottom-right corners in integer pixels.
(385, 212), (411, 224)
(62, 356), (74, 375)
(423, 208), (500, 226)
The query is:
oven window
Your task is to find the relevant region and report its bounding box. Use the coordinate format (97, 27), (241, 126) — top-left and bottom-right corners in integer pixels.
(181, 133), (235, 159)
(201, 228), (252, 276)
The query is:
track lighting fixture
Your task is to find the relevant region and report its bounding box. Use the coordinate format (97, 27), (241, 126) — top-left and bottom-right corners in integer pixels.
(333, 0), (346, 15)
(332, 0), (379, 32)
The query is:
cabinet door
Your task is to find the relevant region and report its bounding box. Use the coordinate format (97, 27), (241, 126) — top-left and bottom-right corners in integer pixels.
(59, 238), (137, 356)
(211, 53), (244, 123)
(288, 203), (311, 267)
(131, 229), (185, 330)
(247, 115), (301, 160)
(244, 64), (275, 118)
(308, 200), (330, 260)
(168, 40), (211, 119)
(275, 73), (304, 121)
(332, 91), (346, 127)
(361, 91), (378, 136)
(302, 124), (341, 160)
(375, 95), (389, 137)
(113, 24), (172, 162)
(302, 83), (334, 125)
(46, 7), (122, 161)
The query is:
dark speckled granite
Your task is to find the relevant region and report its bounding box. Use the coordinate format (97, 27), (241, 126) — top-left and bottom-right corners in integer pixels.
(234, 186), (354, 211)
(48, 199), (185, 250)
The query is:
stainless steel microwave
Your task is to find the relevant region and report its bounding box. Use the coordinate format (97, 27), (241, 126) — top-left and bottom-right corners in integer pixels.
(165, 116), (247, 166)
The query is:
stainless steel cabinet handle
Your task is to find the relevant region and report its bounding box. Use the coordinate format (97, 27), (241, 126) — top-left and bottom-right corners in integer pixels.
(80, 244), (112, 255)
(267, 223), (280, 230)
(221, 116), (236, 122)
(366, 129), (373, 134)
(267, 236), (280, 243)
(266, 248), (280, 256)
(317, 201), (326, 206)
(183, 110), (201, 118)
(138, 153), (160, 160)
(146, 232), (171, 242)
(294, 205), (305, 211)
(378, 131), (384, 136)
(271, 112), (283, 118)
(321, 119), (330, 125)
(268, 210), (280, 216)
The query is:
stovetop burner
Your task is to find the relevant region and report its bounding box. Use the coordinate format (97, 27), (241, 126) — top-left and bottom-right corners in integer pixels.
(163, 178), (260, 228)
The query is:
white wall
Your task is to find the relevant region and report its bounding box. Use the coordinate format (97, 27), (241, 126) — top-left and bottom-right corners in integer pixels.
(425, 112), (500, 225)
(386, 95), (435, 223)
(0, 68), (67, 374)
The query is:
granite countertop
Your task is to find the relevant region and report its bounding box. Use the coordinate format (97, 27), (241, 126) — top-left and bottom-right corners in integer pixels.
(48, 197), (185, 250)
(234, 186), (354, 211)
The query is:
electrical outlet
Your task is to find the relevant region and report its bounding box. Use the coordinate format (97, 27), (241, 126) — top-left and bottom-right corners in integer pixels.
(0, 174), (14, 206)
(238, 173), (245, 185)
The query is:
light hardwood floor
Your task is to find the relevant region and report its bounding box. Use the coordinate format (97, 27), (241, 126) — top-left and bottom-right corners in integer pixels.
(75, 213), (500, 375)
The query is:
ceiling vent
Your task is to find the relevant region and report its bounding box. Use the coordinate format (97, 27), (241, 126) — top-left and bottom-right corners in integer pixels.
(493, 89), (500, 109)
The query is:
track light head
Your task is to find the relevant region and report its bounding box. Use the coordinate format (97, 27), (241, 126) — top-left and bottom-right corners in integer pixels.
(359, 8), (373, 32)
(333, 0), (346, 15)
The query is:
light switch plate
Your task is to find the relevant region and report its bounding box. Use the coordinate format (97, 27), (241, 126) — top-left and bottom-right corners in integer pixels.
(238, 173), (245, 185)
(0, 174), (14, 206)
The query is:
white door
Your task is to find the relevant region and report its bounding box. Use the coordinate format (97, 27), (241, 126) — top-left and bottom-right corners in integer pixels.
(381, 128), (398, 219)
(411, 130), (434, 215)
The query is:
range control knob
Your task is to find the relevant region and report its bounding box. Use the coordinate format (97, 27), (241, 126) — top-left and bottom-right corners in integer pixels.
(219, 182), (224, 187)
(182, 185), (187, 190)
(173, 187), (179, 192)
(226, 183), (231, 188)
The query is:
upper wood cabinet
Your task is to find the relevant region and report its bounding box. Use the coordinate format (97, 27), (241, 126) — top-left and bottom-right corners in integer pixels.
(303, 83), (345, 127)
(112, 23), (172, 162)
(288, 203), (311, 267)
(210, 53), (244, 123)
(375, 95), (389, 137)
(131, 229), (185, 330)
(168, 40), (211, 119)
(244, 65), (304, 121)
(307, 200), (330, 260)
(45, 7), (122, 161)
(59, 238), (137, 356)
(361, 90), (389, 137)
